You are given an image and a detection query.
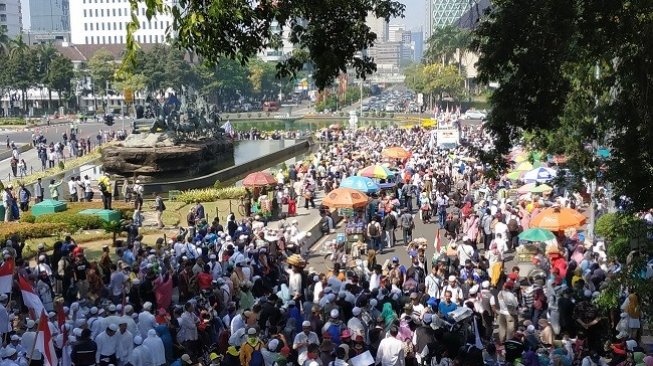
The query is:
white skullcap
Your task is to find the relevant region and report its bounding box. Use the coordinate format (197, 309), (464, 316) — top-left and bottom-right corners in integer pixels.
(268, 339), (279, 350)
(108, 324), (118, 331)
(423, 313), (433, 324)
(370, 299), (378, 307)
(352, 307), (361, 316)
(134, 336), (143, 345)
(26, 320), (35, 329)
(143, 302), (153, 310)
(481, 281), (490, 289)
(469, 285), (479, 295)
(302, 321), (311, 327)
(330, 309), (339, 318)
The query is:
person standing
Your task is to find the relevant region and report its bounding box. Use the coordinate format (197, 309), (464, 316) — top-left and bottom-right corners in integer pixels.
(95, 324), (119, 366)
(178, 302), (199, 358)
(68, 177), (78, 202)
(2, 185), (14, 222)
(49, 179), (62, 201)
(21, 320), (43, 366)
(375, 326), (405, 366)
(72, 329), (98, 366)
(34, 178), (44, 203)
(99, 173), (112, 210)
(491, 281), (519, 343)
(154, 193), (165, 229)
(82, 175), (93, 202)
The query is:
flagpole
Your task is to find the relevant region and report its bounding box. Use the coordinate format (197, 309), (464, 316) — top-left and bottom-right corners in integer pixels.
(27, 328), (38, 366)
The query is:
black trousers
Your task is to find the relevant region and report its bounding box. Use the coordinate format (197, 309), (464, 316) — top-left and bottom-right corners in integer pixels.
(99, 354), (116, 366)
(102, 193), (112, 210)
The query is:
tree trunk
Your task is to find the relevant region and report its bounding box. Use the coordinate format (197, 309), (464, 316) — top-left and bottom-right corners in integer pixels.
(48, 88), (53, 113)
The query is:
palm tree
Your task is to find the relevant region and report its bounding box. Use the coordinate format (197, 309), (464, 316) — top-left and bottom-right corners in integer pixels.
(425, 25), (471, 70)
(8, 35), (27, 60)
(0, 27), (10, 56)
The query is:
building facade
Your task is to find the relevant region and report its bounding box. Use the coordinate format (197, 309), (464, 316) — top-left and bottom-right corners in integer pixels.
(0, 0), (21, 38)
(366, 13), (388, 43)
(430, 0), (472, 29)
(412, 30), (423, 61)
(69, 0), (175, 45)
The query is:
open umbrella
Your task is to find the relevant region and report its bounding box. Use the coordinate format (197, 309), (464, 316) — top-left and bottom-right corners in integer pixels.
(531, 206), (586, 231)
(530, 184), (553, 193)
(322, 187), (369, 209)
(518, 228), (556, 242)
(382, 147), (412, 160)
(523, 167), (557, 184)
(242, 171), (277, 187)
(358, 165), (395, 179)
(515, 161), (534, 171)
(340, 176), (380, 194)
(516, 183), (537, 194)
(506, 171), (524, 180)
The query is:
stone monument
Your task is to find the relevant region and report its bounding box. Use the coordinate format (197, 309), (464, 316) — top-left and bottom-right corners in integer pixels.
(101, 95), (234, 182)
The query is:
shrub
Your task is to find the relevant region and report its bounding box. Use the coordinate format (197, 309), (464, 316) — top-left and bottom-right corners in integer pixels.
(0, 223), (68, 243)
(21, 214), (36, 223)
(0, 118), (27, 126)
(57, 161), (65, 170)
(35, 212), (104, 232)
(177, 187), (247, 203)
(213, 180), (223, 189)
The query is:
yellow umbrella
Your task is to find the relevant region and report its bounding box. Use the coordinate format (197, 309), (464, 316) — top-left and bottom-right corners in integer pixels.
(514, 153), (529, 163)
(515, 161), (533, 171)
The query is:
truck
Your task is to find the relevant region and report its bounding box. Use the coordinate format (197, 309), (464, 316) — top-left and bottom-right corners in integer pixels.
(435, 123), (461, 149)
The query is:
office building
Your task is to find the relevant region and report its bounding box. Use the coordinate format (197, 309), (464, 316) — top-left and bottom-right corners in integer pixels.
(259, 20), (301, 63)
(366, 13), (389, 43)
(424, 0), (433, 40)
(368, 41), (401, 72)
(412, 30), (423, 61)
(69, 0), (175, 45)
(430, 0), (472, 29)
(0, 0), (21, 38)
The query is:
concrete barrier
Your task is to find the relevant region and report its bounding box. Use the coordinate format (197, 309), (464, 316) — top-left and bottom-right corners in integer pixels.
(0, 144), (31, 161)
(141, 139), (312, 195)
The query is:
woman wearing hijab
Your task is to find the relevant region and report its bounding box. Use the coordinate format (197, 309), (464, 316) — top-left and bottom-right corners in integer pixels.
(380, 302), (397, 333)
(155, 324), (175, 363)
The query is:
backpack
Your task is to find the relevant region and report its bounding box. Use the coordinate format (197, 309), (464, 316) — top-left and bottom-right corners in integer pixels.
(368, 222), (380, 237)
(249, 343), (264, 366)
(400, 214), (413, 229)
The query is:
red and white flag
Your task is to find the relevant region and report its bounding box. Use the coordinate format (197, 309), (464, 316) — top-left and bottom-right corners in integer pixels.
(37, 311), (58, 366)
(0, 258), (14, 293)
(434, 229), (442, 253)
(18, 275), (44, 318)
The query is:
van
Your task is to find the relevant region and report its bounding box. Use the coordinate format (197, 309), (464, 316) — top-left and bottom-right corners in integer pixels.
(262, 101), (280, 112)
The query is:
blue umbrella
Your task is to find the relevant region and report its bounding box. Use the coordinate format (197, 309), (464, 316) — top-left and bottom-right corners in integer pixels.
(340, 176), (380, 194)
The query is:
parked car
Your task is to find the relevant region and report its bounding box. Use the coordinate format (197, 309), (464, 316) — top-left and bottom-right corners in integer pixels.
(262, 101), (280, 112)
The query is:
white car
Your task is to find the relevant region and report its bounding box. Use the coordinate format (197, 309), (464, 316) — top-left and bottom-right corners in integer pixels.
(464, 109), (487, 119)
(385, 104), (396, 112)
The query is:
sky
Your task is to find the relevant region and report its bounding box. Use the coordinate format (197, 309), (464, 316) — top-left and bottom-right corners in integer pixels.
(394, 0), (424, 31)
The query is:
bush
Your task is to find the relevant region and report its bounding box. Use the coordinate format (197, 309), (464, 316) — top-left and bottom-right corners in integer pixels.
(21, 214), (36, 223)
(35, 212), (104, 232)
(177, 187), (247, 203)
(0, 118), (27, 126)
(213, 180), (223, 189)
(0, 223), (69, 243)
(57, 161), (65, 170)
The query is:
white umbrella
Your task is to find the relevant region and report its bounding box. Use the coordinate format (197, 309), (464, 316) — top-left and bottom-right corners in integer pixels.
(522, 167), (557, 183)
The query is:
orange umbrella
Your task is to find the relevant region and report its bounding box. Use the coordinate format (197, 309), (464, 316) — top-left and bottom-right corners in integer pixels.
(530, 206), (586, 231)
(242, 171), (277, 187)
(382, 146), (412, 159)
(322, 187), (369, 209)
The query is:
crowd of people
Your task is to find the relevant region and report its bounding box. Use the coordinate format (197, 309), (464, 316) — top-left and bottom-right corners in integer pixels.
(0, 120), (649, 366)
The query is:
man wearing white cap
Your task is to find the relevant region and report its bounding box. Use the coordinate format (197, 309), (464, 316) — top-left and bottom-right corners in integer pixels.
(143, 329), (166, 366)
(95, 324), (119, 366)
(347, 307), (366, 342)
(178, 302), (199, 358)
(21, 320), (42, 366)
(3, 347), (20, 366)
(137, 302), (156, 338)
(293, 321), (318, 366)
(440, 276), (464, 305)
(261, 339), (280, 366)
(115, 321), (133, 366)
(128, 336), (152, 366)
(8, 334), (24, 355)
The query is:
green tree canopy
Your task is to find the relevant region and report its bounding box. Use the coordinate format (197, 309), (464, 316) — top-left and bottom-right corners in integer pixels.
(473, 0), (653, 210)
(124, 0), (404, 90)
(88, 48), (117, 97)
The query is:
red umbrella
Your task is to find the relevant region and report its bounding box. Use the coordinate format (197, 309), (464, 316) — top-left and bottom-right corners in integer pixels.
(242, 171), (277, 187)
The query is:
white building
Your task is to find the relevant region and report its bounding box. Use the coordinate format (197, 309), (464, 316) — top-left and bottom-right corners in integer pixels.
(69, 0), (176, 45)
(366, 13), (389, 43)
(0, 0), (22, 39)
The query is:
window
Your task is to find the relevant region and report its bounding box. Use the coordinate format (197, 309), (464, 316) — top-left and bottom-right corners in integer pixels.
(160, 21), (164, 29)
(96, 36), (100, 43)
(90, 23), (93, 30)
(113, 22), (116, 30)
(85, 36), (89, 43)
(153, 21), (157, 29)
(84, 23), (87, 30)
(94, 9), (98, 16)
(114, 35), (117, 43)
(100, 9), (104, 16)
(112, 9), (115, 16)
(101, 22), (104, 30)
(149, 35), (152, 43)
(120, 35), (124, 43)
(102, 36), (106, 43)
(83, 9), (87, 16)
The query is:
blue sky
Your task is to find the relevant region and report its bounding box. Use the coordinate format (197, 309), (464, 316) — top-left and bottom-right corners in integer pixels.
(394, 0), (424, 31)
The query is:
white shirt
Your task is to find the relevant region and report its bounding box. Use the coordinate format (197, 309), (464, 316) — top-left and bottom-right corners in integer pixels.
(313, 282), (324, 304)
(142, 332), (166, 366)
(425, 274), (440, 299)
(0, 304), (11, 334)
(490, 290), (518, 316)
(376, 336), (405, 366)
(137, 312), (156, 338)
(21, 331), (41, 360)
(95, 331), (119, 362)
(230, 314), (246, 336)
(369, 273), (381, 291)
(441, 285), (464, 303)
(293, 331), (319, 366)
(116, 330), (134, 362)
(129, 344), (153, 366)
(68, 181), (77, 195)
(178, 311), (199, 342)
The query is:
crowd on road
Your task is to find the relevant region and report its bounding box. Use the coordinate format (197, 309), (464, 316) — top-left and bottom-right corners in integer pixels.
(0, 118), (649, 366)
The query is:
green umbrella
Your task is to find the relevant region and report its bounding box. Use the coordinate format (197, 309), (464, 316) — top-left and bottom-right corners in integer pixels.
(518, 228), (555, 242)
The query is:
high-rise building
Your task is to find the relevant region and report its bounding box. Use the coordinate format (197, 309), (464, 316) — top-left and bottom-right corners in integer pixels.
(0, 0), (22, 38)
(259, 20), (301, 63)
(411, 30), (424, 61)
(366, 13), (388, 43)
(20, 0), (70, 44)
(69, 0), (175, 45)
(424, 0), (433, 40)
(388, 23), (404, 42)
(430, 0), (473, 29)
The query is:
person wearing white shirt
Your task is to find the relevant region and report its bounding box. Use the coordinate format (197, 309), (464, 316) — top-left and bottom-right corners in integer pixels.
(142, 330), (166, 366)
(425, 267), (441, 299)
(312, 275), (324, 304)
(347, 307), (366, 341)
(68, 179), (78, 202)
(375, 327), (405, 366)
(95, 324), (119, 366)
(21, 321), (42, 362)
(137, 303), (156, 338)
(0, 294), (11, 336)
(490, 282), (519, 343)
(293, 322), (319, 366)
(440, 276), (464, 305)
(115, 322), (133, 366)
(128, 336), (153, 366)
(369, 267), (381, 292)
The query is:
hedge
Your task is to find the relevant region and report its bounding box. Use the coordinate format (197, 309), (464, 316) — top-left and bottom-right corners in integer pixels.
(177, 187), (247, 204)
(0, 223), (69, 243)
(0, 118), (27, 126)
(35, 212), (104, 232)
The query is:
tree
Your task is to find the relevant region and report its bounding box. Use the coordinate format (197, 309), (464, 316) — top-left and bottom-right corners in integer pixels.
(47, 54), (74, 109)
(472, 0), (653, 210)
(5, 43), (37, 113)
(403, 63), (464, 108)
(195, 59), (251, 106)
(124, 0), (404, 90)
(425, 25), (470, 67)
(35, 43), (59, 111)
(0, 27), (9, 56)
(88, 48), (117, 111)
